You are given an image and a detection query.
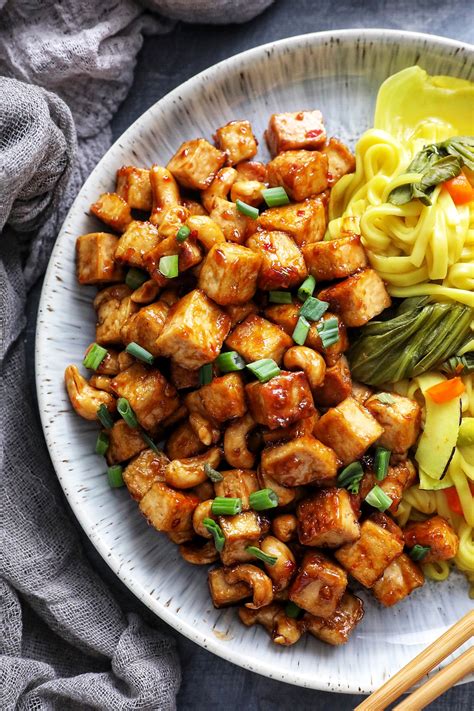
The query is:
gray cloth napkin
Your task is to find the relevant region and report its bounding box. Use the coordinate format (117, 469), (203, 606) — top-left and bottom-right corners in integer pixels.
(0, 1), (273, 709)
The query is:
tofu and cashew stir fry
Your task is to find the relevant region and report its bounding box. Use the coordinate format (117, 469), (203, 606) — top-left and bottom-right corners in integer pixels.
(66, 111), (460, 648)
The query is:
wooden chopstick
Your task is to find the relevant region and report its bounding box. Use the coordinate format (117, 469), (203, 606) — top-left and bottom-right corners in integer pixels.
(355, 610), (474, 711)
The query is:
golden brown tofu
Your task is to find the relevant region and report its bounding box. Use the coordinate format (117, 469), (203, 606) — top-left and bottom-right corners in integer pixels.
(209, 198), (250, 244)
(219, 511), (263, 566)
(266, 111), (326, 155)
(365, 392), (422, 454)
(246, 230), (308, 291)
(76, 232), (124, 285)
(289, 551), (347, 618)
(111, 363), (179, 430)
(312, 356), (352, 408)
(105, 420), (147, 465)
(258, 198), (326, 247)
(139, 481), (199, 533)
(165, 419), (206, 460)
(123, 448), (169, 500)
(359, 460), (417, 514)
(120, 302), (169, 357)
(225, 301), (258, 327)
(198, 373), (247, 423)
(167, 138), (226, 190)
(208, 567), (251, 607)
(116, 166), (152, 211)
(169, 362), (200, 390)
(314, 396), (383, 466)
(149, 165), (181, 226)
(201, 167), (237, 212)
(226, 314), (293, 365)
(143, 233), (202, 286)
(304, 592), (364, 645)
(198, 242), (261, 306)
(297, 488), (360, 548)
(257, 467), (300, 507)
(322, 137), (356, 185)
(351, 381), (373, 405)
(155, 289), (231, 370)
(261, 435), (338, 487)
(302, 234), (367, 282)
(214, 120), (258, 165)
(318, 268), (391, 327)
(372, 553), (424, 607)
(94, 285), (139, 346)
(404, 515), (459, 563)
(214, 469), (259, 510)
(334, 514), (404, 587)
(235, 160), (268, 183)
(114, 220), (161, 269)
(267, 150), (328, 201)
(90, 192), (132, 232)
(246, 371), (315, 430)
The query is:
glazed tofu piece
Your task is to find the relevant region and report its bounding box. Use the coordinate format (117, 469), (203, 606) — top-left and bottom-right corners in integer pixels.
(94, 285), (139, 346)
(123, 448), (169, 500)
(235, 160), (268, 183)
(167, 138), (226, 190)
(214, 469), (259, 510)
(267, 150), (328, 201)
(169, 362), (200, 390)
(214, 120), (258, 165)
(209, 198), (250, 244)
(312, 356), (352, 408)
(322, 137), (356, 185)
(198, 373), (247, 423)
(404, 516), (459, 563)
(165, 419), (206, 460)
(351, 381), (373, 405)
(139, 481), (199, 533)
(198, 242), (261, 305)
(208, 567), (251, 607)
(120, 301), (169, 356)
(116, 166), (152, 211)
(225, 301), (258, 327)
(114, 220), (161, 269)
(76, 232), (124, 285)
(201, 167), (237, 212)
(302, 234), (367, 282)
(304, 592), (364, 645)
(297, 488), (360, 547)
(105, 420), (147, 465)
(359, 459), (417, 514)
(314, 396), (383, 466)
(266, 110), (326, 155)
(258, 197), (327, 247)
(289, 552), (347, 618)
(90, 192), (132, 232)
(318, 268), (391, 327)
(111, 363), (179, 430)
(219, 511), (262, 565)
(365, 392), (422, 454)
(246, 231), (308, 290)
(335, 513), (404, 587)
(261, 435), (338, 487)
(372, 553), (424, 607)
(155, 289), (231, 369)
(246, 371), (315, 430)
(226, 314), (293, 364)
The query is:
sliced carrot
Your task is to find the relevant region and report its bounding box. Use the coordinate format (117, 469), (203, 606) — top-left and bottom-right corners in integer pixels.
(443, 172), (474, 205)
(425, 376), (465, 404)
(444, 482), (474, 516)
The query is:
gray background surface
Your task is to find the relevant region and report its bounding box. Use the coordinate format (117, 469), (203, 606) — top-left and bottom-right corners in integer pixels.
(26, 1), (473, 708)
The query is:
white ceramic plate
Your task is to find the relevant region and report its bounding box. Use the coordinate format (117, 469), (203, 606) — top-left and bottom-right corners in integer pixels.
(36, 30), (474, 693)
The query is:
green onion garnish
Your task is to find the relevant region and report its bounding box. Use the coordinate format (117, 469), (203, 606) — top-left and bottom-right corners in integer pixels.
(337, 461), (364, 494)
(249, 488), (279, 511)
(245, 546), (278, 566)
(246, 358), (281, 383)
(317, 316), (340, 348)
(97, 404), (114, 430)
(204, 462), (223, 483)
(211, 497), (242, 516)
(215, 351), (246, 373)
(297, 275), (316, 302)
(299, 296), (329, 322)
(364, 485), (392, 512)
(292, 315), (310, 346)
(262, 186), (290, 208)
(117, 397), (138, 429)
(159, 254), (179, 279)
(269, 290), (292, 304)
(140, 429), (161, 454)
(409, 544), (431, 562)
(125, 342), (154, 365)
(125, 267), (148, 290)
(375, 392), (396, 405)
(374, 447), (391, 481)
(202, 517), (225, 552)
(176, 225), (191, 243)
(107, 464), (124, 488)
(95, 431), (109, 456)
(285, 601), (302, 619)
(83, 343), (107, 370)
(199, 363), (213, 386)
(236, 199), (259, 219)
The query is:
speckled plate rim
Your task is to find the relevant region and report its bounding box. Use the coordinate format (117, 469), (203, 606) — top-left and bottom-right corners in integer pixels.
(36, 28), (473, 693)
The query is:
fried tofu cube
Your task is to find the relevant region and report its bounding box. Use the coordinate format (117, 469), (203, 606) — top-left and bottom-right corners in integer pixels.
(359, 459), (417, 514)
(214, 469), (259, 510)
(312, 356), (352, 408)
(209, 198), (250, 244)
(235, 160), (268, 183)
(267, 150), (328, 201)
(155, 289), (231, 369)
(264, 302), (300, 335)
(169, 362), (200, 390)
(225, 301), (258, 327)
(351, 381), (373, 405)
(261, 435), (338, 487)
(120, 302), (169, 356)
(318, 268), (391, 327)
(302, 234), (367, 281)
(372, 553), (424, 607)
(90, 192), (132, 232)
(139, 481), (199, 533)
(226, 314), (293, 364)
(322, 137), (356, 185)
(111, 363), (179, 430)
(208, 567), (251, 607)
(335, 513), (404, 587)
(246, 230), (308, 290)
(246, 371), (315, 430)
(105, 420), (147, 465)
(404, 515), (459, 563)
(219, 511), (262, 565)
(266, 110), (326, 155)
(214, 120), (258, 165)
(289, 552), (347, 618)
(94, 285), (139, 346)
(258, 197), (327, 247)
(304, 592), (364, 645)
(165, 419), (206, 460)
(167, 138), (226, 190)
(116, 166), (152, 211)
(365, 392), (422, 454)
(198, 373), (247, 423)
(76, 232), (124, 285)
(315, 396), (384, 466)
(198, 242), (261, 305)
(297, 488), (360, 547)
(114, 220), (160, 269)
(123, 448), (169, 500)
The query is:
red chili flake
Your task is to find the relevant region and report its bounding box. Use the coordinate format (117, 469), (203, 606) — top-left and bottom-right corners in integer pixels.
(190, 230), (198, 239)
(296, 112), (304, 120)
(305, 129), (323, 138)
(296, 210), (305, 217)
(327, 172), (333, 180)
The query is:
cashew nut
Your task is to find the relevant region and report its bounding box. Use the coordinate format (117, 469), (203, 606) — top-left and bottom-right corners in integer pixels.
(165, 447), (221, 489)
(230, 180), (266, 207)
(258, 467), (297, 507)
(283, 346), (326, 390)
(118, 350), (134, 371)
(165, 420), (206, 460)
(260, 536), (296, 592)
(167, 529), (194, 545)
(179, 539), (219, 565)
(271, 514), (298, 543)
(224, 564), (273, 609)
(186, 215), (225, 251)
(89, 374), (114, 393)
(189, 412), (220, 447)
(149, 165), (180, 226)
(193, 500), (215, 538)
(180, 198), (208, 216)
(201, 167), (237, 212)
(223, 414), (257, 469)
(65, 365), (116, 421)
(238, 602), (302, 646)
(84, 344), (119, 376)
(131, 279), (161, 304)
(158, 204), (189, 239)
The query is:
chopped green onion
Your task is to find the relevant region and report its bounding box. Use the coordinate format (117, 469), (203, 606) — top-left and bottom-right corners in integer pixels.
(409, 544), (431, 562)
(97, 404), (114, 430)
(117, 397), (138, 429)
(317, 316), (340, 348)
(83, 343), (107, 370)
(364, 485), (392, 512)
(125, 267), (148, 290)
(176, 225), (191, 243)
(245, 546), (278, 566)
(374, 447), (391, 481)
(125, 342), (154, 365)
(285, 601), (302, 619)
(236, 199), (259, 219)
(107, 464), (124, 488)
(215, 351), (246, 372)
(140, 430), (161, 454)
(374, 392), (395, 405)
(203, 517), (225, 552)
(292, 315), (310, 346)
(297, 275), (316, 302)
(159, 254), (179, 279)
(211, 497), (242, 516)
(249, 488), (279, 511)
(299, 296), (329, 322)
(205, 462), (223, 483)
(337, 461), (364, 494)
(246, 358), (281, 383)
(199, 363), (213, 386)
(262, 186), (290, 207)
(95, 431), (109, 456)
(269, 290), (292, 304)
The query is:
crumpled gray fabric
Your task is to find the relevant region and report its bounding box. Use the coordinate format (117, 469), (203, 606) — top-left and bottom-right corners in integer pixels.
(0, 1), (273, 709)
